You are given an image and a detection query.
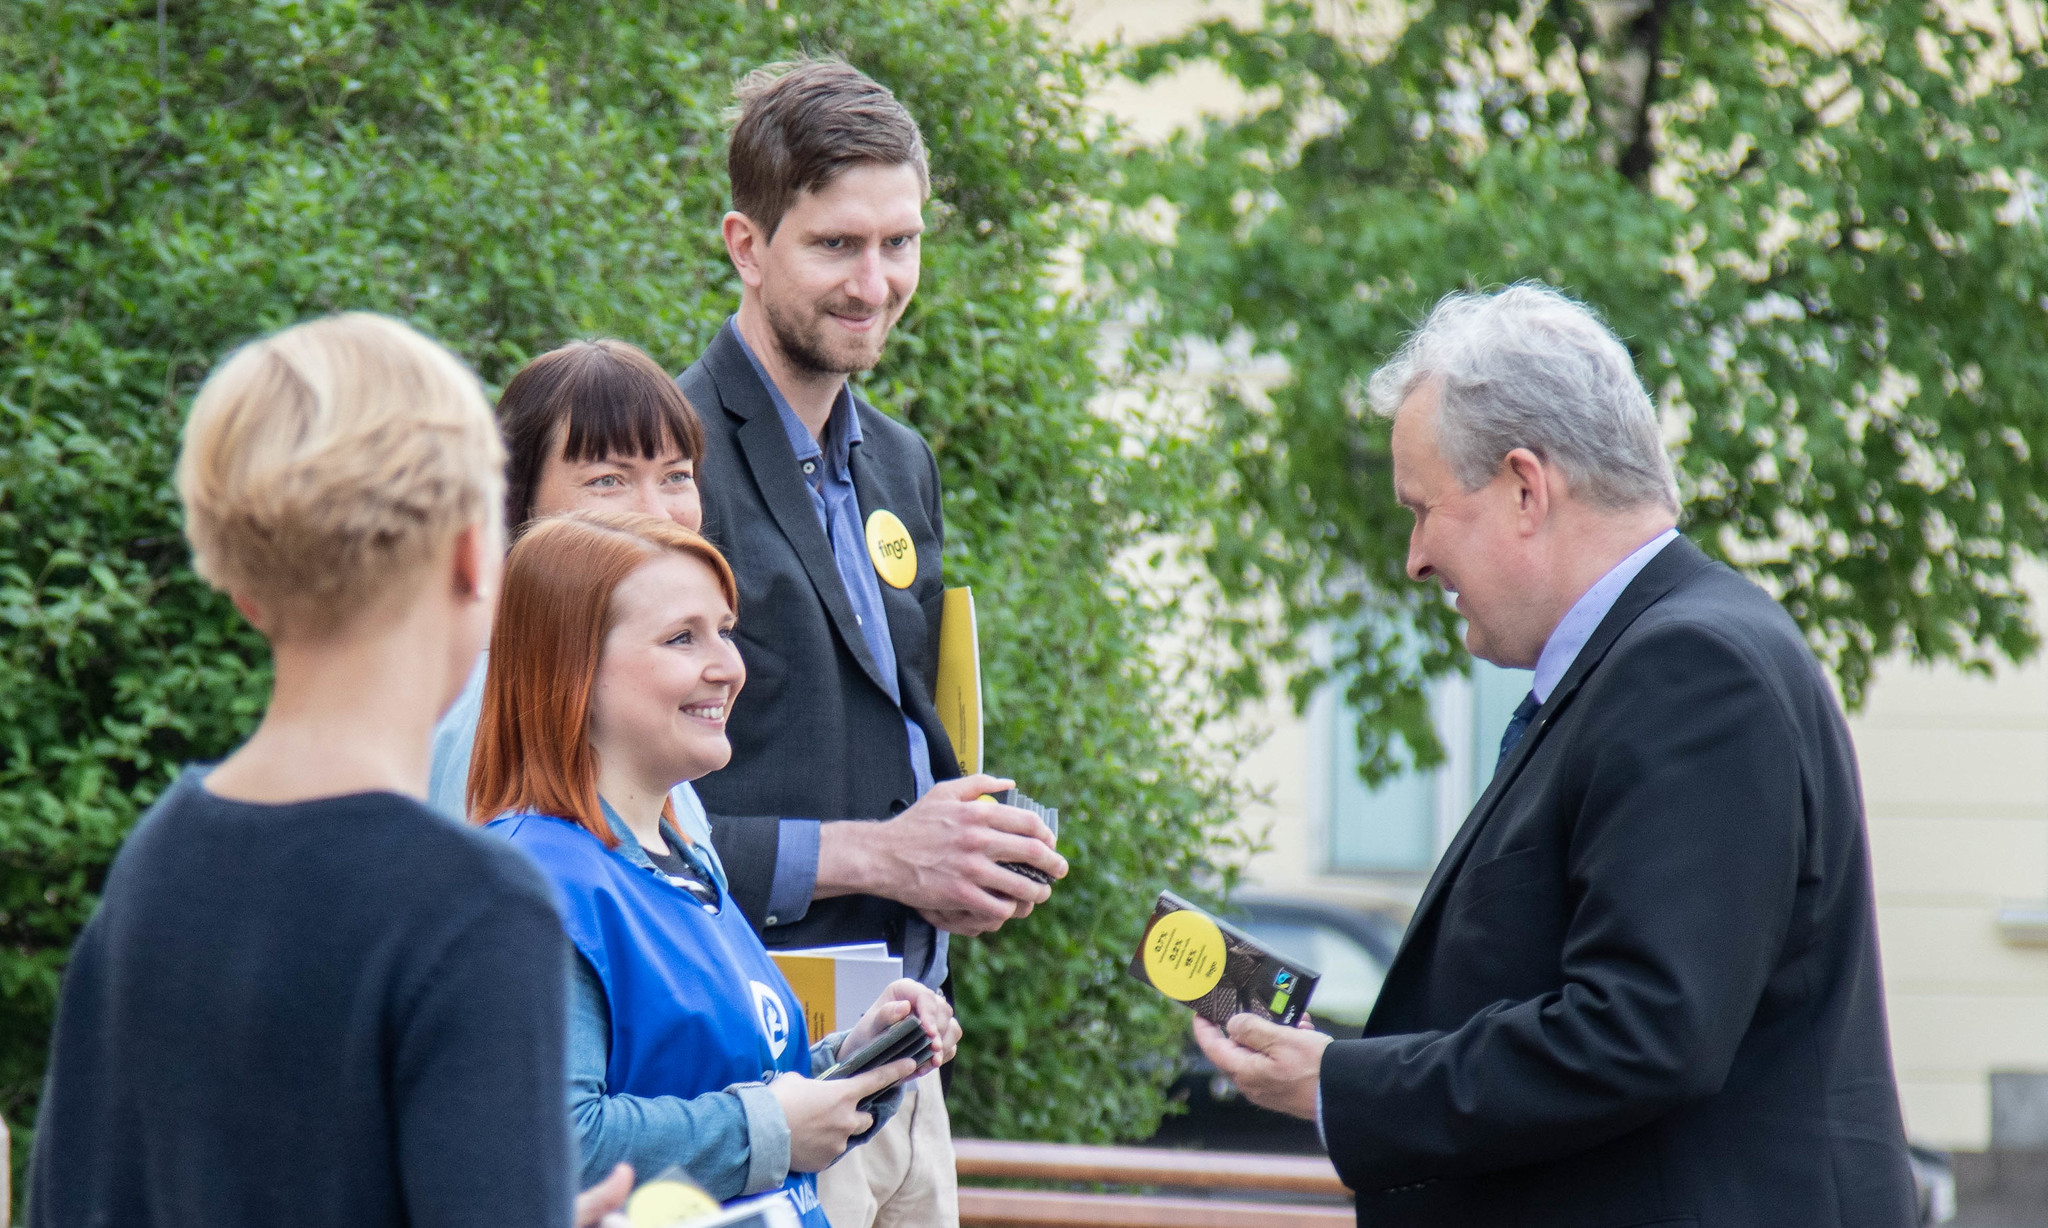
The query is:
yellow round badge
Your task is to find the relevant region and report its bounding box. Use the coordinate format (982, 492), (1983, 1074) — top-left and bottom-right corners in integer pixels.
(625, 1178), (720, 1227)
(864, 509), (917, 589)
(1141, 908), (1226, 1002)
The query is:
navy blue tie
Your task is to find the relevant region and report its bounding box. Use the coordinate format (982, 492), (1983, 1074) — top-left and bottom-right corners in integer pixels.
(1496, 691), (1541, 771)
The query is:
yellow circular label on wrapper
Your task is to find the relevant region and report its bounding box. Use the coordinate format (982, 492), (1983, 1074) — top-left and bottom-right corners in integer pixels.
(864, 509), (917, 588)
(1141, 909), (1226, 1002)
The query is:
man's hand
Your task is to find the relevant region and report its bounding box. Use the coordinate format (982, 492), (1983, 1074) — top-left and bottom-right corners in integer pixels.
(1192, 1014), (1331, 1122)
(817, 775), (1067, 935)
(573, 1161), (633, 1228)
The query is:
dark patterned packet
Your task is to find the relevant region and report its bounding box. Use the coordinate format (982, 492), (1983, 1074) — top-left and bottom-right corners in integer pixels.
(992, 786), (1059, 886)
(1127, 890), (1320, 1027)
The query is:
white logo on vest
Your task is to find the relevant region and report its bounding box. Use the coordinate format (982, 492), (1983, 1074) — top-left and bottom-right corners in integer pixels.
(751, 979), (790, 1059)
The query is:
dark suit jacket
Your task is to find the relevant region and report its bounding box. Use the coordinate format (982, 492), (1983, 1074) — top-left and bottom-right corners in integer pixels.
(678, 320), (960, 957)
(1322, 537), (1916, 1228)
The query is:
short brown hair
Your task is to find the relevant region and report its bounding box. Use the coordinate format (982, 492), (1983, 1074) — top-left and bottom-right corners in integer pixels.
(467, 511), (738, 841)
(176, 313), (503, 639)
(728, 56), (930, 241)
(496, 339), (706, 539)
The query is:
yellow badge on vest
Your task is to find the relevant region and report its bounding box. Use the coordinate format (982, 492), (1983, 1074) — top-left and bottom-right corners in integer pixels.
(864, 509), (916, 588)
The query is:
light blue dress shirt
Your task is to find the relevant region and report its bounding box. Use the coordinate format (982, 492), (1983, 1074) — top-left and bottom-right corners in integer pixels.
(732, 324), (945, 986)
(1530, 528), (1679, 703)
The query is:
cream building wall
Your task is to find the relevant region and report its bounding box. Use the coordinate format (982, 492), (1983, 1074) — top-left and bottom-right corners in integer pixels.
(1857, 645), (2048, 1149)
(1072, 0), (2048, 1154)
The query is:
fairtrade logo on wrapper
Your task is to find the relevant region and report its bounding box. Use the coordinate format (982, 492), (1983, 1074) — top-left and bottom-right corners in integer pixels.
(1141, 908), (1226, 1001)
(623, 1167), (806, 1228)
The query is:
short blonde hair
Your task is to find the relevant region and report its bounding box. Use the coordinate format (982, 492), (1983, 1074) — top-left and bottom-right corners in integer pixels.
(176, 313), (506, 637)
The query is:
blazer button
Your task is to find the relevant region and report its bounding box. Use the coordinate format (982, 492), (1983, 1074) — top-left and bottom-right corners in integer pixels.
(766, 914), (781, 926)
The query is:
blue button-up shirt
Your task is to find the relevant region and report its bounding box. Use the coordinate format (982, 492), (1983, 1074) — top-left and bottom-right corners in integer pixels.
(735, 325), (944, 984)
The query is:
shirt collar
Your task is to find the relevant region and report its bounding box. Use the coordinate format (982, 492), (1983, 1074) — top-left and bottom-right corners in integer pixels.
(597, 798), (656, 871)
(598, 794), (722, 896)
(1531, 528), (1680, 703)
(730, 315), (860, 477)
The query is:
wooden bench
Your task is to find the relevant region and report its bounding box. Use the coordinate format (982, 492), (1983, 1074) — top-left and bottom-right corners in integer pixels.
(955, 1139), (1353, 1228)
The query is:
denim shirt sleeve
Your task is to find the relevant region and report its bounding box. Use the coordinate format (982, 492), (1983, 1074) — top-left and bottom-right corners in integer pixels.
(426, 655), (488, 823)
(565, 955), (791, 1197)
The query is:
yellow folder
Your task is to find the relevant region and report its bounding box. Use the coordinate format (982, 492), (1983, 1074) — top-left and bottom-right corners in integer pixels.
(770, 943), (902, 1036)
(772, 953), (838, 1042)
(935, 587), (983, 775)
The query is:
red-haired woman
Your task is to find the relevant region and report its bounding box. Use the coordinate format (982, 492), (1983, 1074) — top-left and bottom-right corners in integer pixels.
(468, 510), (959, 1226)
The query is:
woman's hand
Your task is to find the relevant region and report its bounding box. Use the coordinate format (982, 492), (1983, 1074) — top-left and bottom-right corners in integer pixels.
(769, 1062), (915, 1172)
(837, 979), (961, 1076)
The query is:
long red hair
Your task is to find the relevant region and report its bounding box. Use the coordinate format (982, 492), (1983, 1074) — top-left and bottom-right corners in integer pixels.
(466, 510), (739, 846)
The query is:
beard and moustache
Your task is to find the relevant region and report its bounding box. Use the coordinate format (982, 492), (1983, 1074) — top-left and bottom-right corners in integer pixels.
(762, 288), (904, 377)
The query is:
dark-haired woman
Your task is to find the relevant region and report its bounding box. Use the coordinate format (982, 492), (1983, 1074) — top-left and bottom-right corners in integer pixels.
(422, 341), (786, 1201)
(430, 338), (713, 849)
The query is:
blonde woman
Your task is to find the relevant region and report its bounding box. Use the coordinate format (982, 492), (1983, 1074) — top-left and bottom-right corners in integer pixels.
(28, 315), (628, 1228)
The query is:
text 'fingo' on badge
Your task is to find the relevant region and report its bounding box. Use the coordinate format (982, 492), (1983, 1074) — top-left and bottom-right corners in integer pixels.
(865, 509), (917, 588)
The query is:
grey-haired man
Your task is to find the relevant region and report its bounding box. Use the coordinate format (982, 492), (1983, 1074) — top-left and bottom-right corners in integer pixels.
(1198, 284), (1916, 1228)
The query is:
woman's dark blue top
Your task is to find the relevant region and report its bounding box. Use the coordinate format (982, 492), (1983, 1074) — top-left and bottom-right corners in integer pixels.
(27, 769), (573, 1228)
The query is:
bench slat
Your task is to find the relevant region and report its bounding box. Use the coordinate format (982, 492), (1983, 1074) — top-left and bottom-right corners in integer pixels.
(958, 1188), (1354, 1228)
(953, 1139), (1349, 1196)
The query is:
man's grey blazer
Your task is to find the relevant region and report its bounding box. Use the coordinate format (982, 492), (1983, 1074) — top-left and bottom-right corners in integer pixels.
(678, 320), (961, 961)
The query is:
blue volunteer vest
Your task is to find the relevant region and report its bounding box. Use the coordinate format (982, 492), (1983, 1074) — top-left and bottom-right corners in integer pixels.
(491, 812), (826, 1227)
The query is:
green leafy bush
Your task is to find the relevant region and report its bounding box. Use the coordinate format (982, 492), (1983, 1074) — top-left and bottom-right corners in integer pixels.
(0, 0), (1244, 1188)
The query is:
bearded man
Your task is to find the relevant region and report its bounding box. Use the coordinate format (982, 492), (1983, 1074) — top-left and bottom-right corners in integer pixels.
(678, 58), (1066, 1228)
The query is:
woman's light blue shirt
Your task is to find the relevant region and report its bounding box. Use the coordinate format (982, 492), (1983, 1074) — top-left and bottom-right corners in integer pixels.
(562, 806), (853, 1197)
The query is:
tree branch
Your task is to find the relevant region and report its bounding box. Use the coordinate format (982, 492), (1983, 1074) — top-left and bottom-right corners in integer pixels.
(1618, 0), (1675, 186)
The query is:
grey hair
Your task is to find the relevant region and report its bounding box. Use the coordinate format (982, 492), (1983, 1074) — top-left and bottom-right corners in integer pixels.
(1367, 283), (1679, 513)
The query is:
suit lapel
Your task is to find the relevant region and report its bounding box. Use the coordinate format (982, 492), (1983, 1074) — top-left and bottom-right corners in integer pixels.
(848, 427), (919, 674)
(705, 324), (894, 697)
(848, 416), (966, 781)
(1392, 537), (1717, 966)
